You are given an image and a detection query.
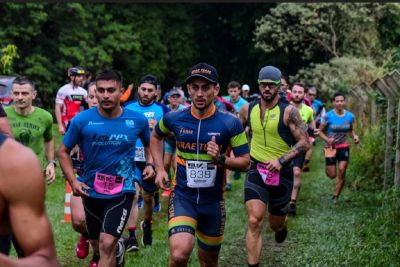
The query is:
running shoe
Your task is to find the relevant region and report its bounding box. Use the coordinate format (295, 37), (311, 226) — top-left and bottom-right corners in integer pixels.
(140, 220), (152, 246)
(275, 226), (288, 243)
(153, 202), (161, 213)
(138, 197), (143, 209)
(332, 195), (338, 204)
(88, 260), (98, 267)
(226, 182), (232, 191)
(302, 164), (310, 172)
(76, 234), (89, 259)
(126, 234), (139, 252)
(162, 189), (171, 197)
(116, 238), (126, 267)
(288, 202), (296, 216)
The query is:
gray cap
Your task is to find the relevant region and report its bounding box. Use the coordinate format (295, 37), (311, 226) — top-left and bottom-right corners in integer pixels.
(258, 66), (281, 84)
(168, 88), (181, 97)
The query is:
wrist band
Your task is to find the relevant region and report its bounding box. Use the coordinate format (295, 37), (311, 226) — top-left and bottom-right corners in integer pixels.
(48, 160), (57, 167)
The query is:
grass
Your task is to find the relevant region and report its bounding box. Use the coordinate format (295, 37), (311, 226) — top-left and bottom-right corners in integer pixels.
(35, 128), (400, 266)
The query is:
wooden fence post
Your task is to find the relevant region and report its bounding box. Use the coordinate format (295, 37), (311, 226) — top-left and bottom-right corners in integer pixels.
(372, 78), (396, 189)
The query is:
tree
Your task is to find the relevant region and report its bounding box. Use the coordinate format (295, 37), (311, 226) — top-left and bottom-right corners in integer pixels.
(0, 44), (18, 74)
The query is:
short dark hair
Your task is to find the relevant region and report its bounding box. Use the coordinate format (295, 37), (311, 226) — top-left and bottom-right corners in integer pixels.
(291, 82), (305, 91)
(139, 74), (158, 88)
(227, 80), (240, 89)
(307, 85), (317, 93)
(95, 69), (123, 85)
(12, 76), (35, 90)
(333, 91), (346, 101)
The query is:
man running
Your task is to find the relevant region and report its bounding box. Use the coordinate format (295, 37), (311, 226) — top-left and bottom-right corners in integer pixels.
(151, 62), (250, 267)
(0, 133), (59, 266)
(303, 85), (326, 171)
(55, 66), (87, 135)
(5, 76), (56, 185)
(239, 65), (310, 267)
(69, 82), (98, 262)
(318, 92), (359, 203)
(287, 83), (316, 215)
(123, 74), (169, 250)
(223, 80), (248, 113)
(59, 69), (154, 267)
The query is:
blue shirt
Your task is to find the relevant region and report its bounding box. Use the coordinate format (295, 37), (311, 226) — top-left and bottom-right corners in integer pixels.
(155, 104), (249, 204)
(311, 99), (324, 118)
(223, 96), (248, 113)
(63, 107), (150, 199)
(124, 100), (169, 161)
(321, 109), (355, 146)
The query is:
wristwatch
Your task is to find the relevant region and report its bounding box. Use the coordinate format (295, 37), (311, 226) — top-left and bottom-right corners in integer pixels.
(278, 157), (287, 166)
(48, 160), (57, 167)
(146, 163), (156, 170)
(217, 154), (226, 165)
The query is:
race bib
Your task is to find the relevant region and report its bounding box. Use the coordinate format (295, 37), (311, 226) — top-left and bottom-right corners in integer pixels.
(94, 172), (124, 195)
(324, 147), (336, 158)
(186, 160), (217, 188)
(135, 147), (145, 161)
(257, 163), (280, 186)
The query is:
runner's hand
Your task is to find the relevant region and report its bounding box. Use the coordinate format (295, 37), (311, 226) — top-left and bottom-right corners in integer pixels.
(142, 165), (155, 181)
(45, 163), (56, 185)
(314, 128), (320, 136)
(353, 135), (360, 144)
(265, 160), (281, 173)
(58, 124), (65, 135)
(207, 136), (220, 162)
(72, 180), (90, 197)
(155, 169), (169, 191)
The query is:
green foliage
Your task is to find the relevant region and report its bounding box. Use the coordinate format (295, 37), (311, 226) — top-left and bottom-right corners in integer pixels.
(0, 44), (19, 74)
(385, 47), (400, 72)
(291, 56), (384, 101)
(254, 3), (399, 61)
(347, 124), (385, 191)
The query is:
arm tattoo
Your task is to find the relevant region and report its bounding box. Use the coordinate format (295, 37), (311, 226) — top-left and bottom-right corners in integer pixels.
(281, 107), (310, 162)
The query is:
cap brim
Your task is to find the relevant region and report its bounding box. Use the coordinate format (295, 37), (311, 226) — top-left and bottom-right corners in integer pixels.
(185, 74), (217, 84)
(258, 79), (277, 83)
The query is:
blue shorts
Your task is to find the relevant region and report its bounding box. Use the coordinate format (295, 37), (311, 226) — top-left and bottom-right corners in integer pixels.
(164, 140), (176, 154)
(135, 161), (157, 193)
(168, 192), (226, 251)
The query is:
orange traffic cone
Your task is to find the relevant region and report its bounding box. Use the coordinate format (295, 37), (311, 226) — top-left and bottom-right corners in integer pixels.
(61, 181), (72, 223)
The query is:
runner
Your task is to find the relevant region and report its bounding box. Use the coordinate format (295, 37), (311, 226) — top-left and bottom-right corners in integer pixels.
(5, 76), (56, 185)
(69, 82), (98, 262)
(238, 65), (310, 267)
(303, 85), (326, 171)
(318, 92), (359, 204)
(223, 80), (248, 113)
(123, 74), (169, 250)
(0, 133), (59, 266)
(151, 62), (250, 266)
(59, 69), (154, 267)
(55, 66), (87, 135)
(287, 83), (316, 215)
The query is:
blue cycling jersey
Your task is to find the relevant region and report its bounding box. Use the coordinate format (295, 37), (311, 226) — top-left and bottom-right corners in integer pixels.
(63, 107), (150, 199)
(124, 100), (169, 161)
(155, 104), (249, 204)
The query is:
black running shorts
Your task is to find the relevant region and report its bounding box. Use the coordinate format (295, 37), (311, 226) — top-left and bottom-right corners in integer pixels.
(244, 159), (293, 216)
(83, 193), (134, 239)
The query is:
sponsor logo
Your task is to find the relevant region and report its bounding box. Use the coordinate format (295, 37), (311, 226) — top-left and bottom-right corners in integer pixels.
(117, 208), (128, 234)
(178, 127), (193, 135)
(88, 121), (105, 126)
(208, 132), (221, 136)
(269, 114), (277, 120)
(125, 119), (135, 128)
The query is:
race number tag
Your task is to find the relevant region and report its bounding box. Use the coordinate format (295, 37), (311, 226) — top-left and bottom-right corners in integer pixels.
(135, 147), (145, 161)
(94, 172), (124, 195)
(324, 147), (336, 158)
(257, 163), (280, 186)
(186, 161), (217, 188)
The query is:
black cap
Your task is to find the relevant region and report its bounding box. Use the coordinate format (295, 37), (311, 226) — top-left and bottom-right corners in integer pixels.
(139, 74), (158, 87)
(185, 63), (218, 84)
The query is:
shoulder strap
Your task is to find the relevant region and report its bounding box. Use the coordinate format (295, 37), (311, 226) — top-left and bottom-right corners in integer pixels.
(247, 99), (260, 138)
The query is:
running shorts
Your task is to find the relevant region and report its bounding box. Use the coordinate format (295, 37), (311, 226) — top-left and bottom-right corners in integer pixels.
(325, 147), (350, 166)
(168, 192), (226, 251)
(83, 193), (134, 239)
(244, 159), (293, 216)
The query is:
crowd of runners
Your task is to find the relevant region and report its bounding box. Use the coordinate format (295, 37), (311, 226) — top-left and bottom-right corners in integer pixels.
(0, 62), (360, 267)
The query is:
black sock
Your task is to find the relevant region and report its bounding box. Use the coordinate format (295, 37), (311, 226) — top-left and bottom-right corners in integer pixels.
(154, 191), (159, 205)
(128, 227), (136, 238)
(82, 231), (89, 239)
(248, 263), (259, 267)
(92, 253), (100, 263)
(304, 159), (310, 164)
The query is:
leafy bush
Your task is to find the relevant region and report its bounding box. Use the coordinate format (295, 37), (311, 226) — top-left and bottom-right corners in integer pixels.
(347, 124), (385, 191)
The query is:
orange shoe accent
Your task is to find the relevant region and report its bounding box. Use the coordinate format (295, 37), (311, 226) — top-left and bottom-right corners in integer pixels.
(61, 181), (72, 223)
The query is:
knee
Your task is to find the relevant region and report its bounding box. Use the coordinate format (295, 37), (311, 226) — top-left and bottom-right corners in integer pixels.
(326, 169), (336, 179)
(338, 168), (347, 178)
(247, 215), (263, 232)
(170, 248), (191, 265)
(99, 237), (116, 255)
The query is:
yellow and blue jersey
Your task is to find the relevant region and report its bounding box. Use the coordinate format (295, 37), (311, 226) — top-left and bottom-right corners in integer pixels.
(155, 104), (249, 204)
